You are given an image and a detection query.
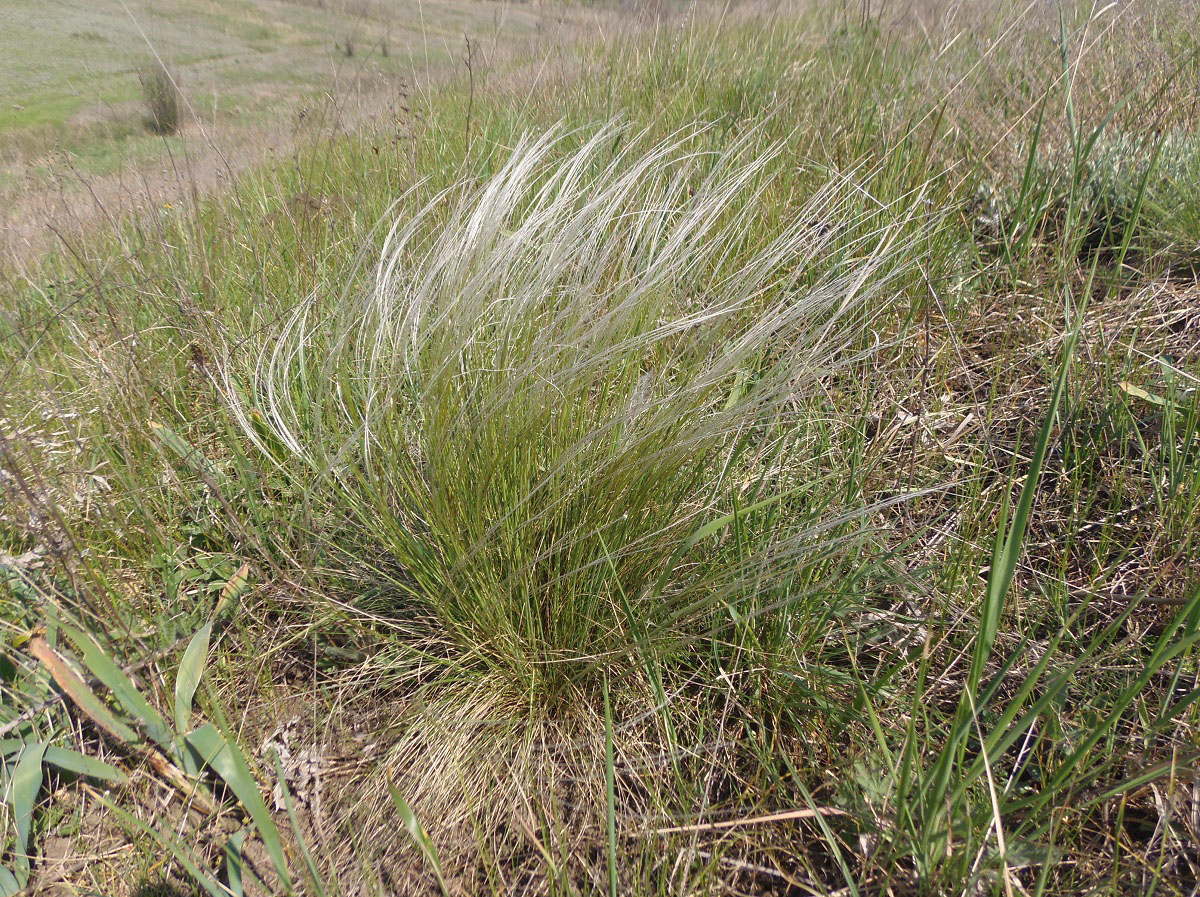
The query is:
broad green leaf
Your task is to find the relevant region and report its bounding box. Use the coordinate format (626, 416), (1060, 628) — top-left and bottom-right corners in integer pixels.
(0, 738), (25, 756)
(175, 623), (212, 733)
(149, 420), (227, 484)
(0, 865), (22, 897)
(28, 637), (138, 744)
(724, 366), (752, 410)
(224, 827), (249, 897)
(42, 746), (128, 784)
(8, 740), (46, 883)
(62, 625), (173, 749)
(185, 723), (290, 888)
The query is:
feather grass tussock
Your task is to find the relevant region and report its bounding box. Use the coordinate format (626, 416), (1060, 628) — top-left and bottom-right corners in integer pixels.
(223, 124), (935, 869)
(231, 122), (930, 700)
(219, 120), (948, 879)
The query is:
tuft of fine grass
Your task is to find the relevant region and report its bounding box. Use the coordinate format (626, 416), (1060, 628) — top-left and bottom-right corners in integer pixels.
(230, 121), (926, 703)
(139, 60), (181, 136)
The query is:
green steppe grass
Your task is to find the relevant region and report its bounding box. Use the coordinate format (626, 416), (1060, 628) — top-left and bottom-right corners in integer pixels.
(2, 2), (1199, 895)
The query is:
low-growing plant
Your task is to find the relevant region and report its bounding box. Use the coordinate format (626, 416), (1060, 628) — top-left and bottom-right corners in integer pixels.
(0, 565), (296, 896)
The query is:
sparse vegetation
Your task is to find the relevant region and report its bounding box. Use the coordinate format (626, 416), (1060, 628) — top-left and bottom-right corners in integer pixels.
(2, 2), (1199, 896)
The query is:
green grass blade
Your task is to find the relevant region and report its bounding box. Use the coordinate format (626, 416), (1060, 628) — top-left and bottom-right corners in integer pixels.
(1086, 751), (1200, 808)
(386, 772), (448, 892)
(387, 777), (449, 894)
(42, 746), (128, 784)
(62, 625), (173, 749)
(602, 533), (680, 775)
(186, 723), (291, 888)
(272, 755), (328, 897)
(973, 321), (1077, 692)
(923, 316), (1081, 847)
(603, 674), (618, 897)
(789, 772), (860, 897)
(224, 828), (249, 897)
(1006, 94), (1049, 265)
(1113, 135), (1164, 269)
(100, 796), (234, 897)
(653, 483), (809, 598)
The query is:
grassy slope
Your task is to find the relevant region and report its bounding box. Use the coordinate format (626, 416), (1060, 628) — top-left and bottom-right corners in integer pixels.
(0, 0), (538, 154)
(0, 0), (572, 255)
(2, 1), (1200, 895)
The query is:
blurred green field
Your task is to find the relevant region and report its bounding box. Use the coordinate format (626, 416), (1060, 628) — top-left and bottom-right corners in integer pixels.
(0, 0), (573, 254)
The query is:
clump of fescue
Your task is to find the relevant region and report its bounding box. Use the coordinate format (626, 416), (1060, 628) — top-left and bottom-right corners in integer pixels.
(232, 122), (923, 704)
(139, 61), (181, 135)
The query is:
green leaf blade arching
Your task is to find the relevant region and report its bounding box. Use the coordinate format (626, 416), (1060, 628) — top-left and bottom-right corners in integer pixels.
(185, 723), (291, 888)
(7, 740), (46, 886)
(62, 625), (173, 749)
(175, 622), (212, 734)
(42, 746), (128, 785)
